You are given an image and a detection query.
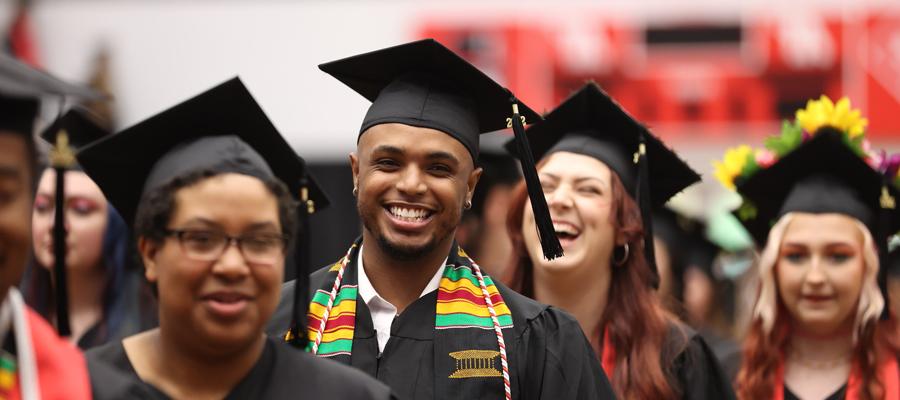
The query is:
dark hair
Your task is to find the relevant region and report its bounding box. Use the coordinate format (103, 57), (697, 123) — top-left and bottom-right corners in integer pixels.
(504, 163), (683, 399)
(134, 169), (297, 250)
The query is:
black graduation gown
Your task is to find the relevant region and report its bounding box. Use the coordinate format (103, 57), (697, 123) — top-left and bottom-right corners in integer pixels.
(85, 336), (394, 400)
(665, 323), (737, 400)
(785, 384), (847, 400)
(267, 267), (616, 400)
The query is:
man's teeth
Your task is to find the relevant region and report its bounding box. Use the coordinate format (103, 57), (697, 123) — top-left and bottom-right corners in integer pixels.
(389, 206), (431, 221)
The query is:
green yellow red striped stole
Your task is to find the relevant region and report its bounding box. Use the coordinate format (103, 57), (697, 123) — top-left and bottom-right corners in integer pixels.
(0, 349), (16, 398)
(436, 256), (513, 330)
(304, 243), (359, 358)
(302, 238), (515, 399)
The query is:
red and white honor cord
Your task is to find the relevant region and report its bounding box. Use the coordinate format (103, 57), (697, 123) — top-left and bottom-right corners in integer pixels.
(471, 261), (512, 400)
(310, 245), (354, 355)
(312, 245), (513, 400)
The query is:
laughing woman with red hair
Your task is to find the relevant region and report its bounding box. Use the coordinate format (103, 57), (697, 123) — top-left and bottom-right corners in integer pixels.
(720, 96), (900, 399)
(502, 82), (735, 399)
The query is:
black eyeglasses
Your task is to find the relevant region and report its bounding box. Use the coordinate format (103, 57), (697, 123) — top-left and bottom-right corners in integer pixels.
(163, 229), (288, 265)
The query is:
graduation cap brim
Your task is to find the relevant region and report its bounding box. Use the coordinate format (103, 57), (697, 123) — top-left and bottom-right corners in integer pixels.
(504, 82), (700, 206)
(39, 107), (108, 150)
(319, 39), (542, 159)
(77, 77), (329, 227)
(0, 53), (104, 100)
(736, 130), (895, 245)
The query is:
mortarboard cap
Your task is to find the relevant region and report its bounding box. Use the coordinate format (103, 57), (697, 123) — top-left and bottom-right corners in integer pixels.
(39, 107), (108, 151)
(77, 77), (328, 227)
(736, 129), (895, 245)
(319, 38), (541, 162)
(507, 82), (701, 283)
(77, 77), (329, 349)
(0, 53), (103, 136)
(321, 39), (563, 259)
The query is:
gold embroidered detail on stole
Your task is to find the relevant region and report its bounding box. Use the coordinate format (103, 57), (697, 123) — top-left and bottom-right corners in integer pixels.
(448, 350), (502, 378)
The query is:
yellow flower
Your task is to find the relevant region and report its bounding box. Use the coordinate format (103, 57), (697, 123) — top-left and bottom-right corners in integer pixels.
(795, 95), (868, 138)
(713, 145), (753, 190)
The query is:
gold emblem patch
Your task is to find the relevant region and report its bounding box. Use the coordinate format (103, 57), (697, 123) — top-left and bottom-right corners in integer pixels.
(448, 350), (501, 378)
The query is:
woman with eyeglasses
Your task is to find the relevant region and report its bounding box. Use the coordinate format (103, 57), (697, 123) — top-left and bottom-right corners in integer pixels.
(78, 78), (392, 399)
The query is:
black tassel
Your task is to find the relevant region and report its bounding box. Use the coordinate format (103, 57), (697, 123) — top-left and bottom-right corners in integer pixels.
(509, 100), (563, 260)
(635, 133), (659, 288)
(878, 183), (895, 320)
(50, 129), (74, 337)
(289, 179), (313, 348)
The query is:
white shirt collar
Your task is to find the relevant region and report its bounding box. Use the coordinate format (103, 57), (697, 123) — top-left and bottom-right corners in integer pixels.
(356, 245), (447, 353)
(356, 245), (447, 306)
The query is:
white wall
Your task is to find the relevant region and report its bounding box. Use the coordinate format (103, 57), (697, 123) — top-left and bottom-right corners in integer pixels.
(1, 0), (895, 160)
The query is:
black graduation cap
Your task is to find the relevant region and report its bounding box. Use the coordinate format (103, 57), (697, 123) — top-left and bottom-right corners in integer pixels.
(736, 129), (898, 317)
(507, 82), (701, 284)
(320, 38), (563, 259)
(736, 129), (893, 244)
(77, 77), (328, 226)
(77, 77), (329, 348)
(1, 54), (104, 337)
(39, 107), (108, 150)
(0, 53), (103, 135)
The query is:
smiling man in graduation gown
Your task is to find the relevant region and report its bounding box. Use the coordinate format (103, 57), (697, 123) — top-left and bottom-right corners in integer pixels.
(267, 39), (615, 400)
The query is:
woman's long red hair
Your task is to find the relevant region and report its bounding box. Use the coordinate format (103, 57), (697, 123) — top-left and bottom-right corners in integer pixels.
(503, 168), (683, 399)
(736, 290), (887, 399)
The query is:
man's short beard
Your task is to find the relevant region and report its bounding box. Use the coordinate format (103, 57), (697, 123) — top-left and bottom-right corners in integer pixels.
(375, 233), (438, 261)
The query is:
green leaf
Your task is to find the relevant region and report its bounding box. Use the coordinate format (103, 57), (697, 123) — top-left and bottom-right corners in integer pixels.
(741, 150), (760, 178)
(845, 134), (866, 158)
(764, 120), (802, 156)
(737, 201), (757, 221)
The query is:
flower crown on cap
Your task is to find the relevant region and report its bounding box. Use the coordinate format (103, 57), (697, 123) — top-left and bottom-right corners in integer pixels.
(712, 95), (899, 191)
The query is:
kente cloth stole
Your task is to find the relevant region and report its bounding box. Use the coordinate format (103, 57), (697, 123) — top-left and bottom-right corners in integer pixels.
(303, 238), (515, 400)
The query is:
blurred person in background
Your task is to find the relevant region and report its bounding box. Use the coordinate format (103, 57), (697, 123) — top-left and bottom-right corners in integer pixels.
(455, 138), (521, 278)
(79, 78), (392, 399)
(23, 109), (157, 349)
(503, 82), (735, 399)
(653, 208), (740, 364)
(269, 40), (615, 400)
(0, 53), (97, 400)
(725, 96), (898, 399)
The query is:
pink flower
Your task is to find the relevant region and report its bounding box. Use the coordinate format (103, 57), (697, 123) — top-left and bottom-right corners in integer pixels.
(866, 149), (883, 170)
(755, 149), (777, 168)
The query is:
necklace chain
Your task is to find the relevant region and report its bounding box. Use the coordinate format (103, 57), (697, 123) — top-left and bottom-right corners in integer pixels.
(787, 345), (852, 369)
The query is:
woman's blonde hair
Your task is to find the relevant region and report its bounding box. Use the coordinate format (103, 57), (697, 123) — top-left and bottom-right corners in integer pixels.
(752, 212), (883, 341)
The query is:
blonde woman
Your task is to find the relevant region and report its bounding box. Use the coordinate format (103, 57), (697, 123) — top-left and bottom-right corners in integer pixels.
(715, 96), (900, 399)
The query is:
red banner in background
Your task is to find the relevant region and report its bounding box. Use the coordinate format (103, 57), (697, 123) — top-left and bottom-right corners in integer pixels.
(866, 14), (900, 134)
(419, 11), (900, 139)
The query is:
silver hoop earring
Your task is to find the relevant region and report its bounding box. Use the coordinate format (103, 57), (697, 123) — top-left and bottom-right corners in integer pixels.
(352, 186), (358, 197)
(612, 243), (629, 266)
(464, 199), (472, 210)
